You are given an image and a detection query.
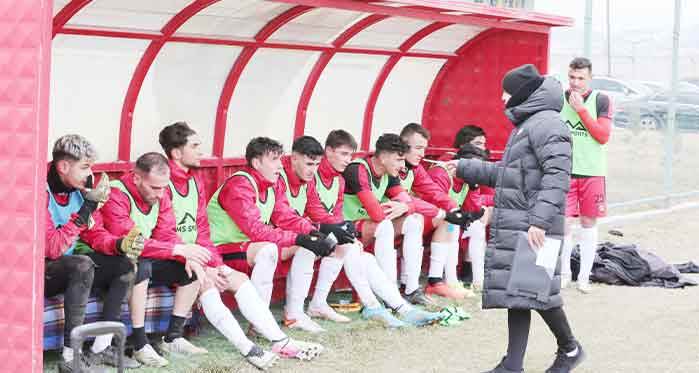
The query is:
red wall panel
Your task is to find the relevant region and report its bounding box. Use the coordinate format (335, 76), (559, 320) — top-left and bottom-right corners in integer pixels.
(423, 29), (549, 152)
(0, 0), (52, 371)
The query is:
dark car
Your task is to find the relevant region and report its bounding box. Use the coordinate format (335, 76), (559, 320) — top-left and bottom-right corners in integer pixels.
(614, 91), (699, 131)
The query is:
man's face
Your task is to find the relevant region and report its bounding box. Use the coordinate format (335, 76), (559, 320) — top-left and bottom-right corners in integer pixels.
(134, 170), (170, 206)
(325, 145), (354, 173)
(178, 134), (203, 169)
(470, 135), (486, 151)
(568, 68), (591, 93)
(378, 151), (406, 177)
(253, 152), (283, 183)
(291, 153), (321, 182)
(57, 158), (95, 190)
(403, 133), (427, 167)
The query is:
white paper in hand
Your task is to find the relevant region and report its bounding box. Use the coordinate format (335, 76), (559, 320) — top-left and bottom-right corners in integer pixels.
(535, 238), (562, 278)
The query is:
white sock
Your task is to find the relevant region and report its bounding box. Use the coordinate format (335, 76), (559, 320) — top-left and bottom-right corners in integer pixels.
(468, 221), (486, 286)
(578, 227), (598, 284)
(200, 288), (254, 356)
(235, 281), (287, 342)
(401, 214), (424, 294)
(444, 241), (460, 285)
(62, 346), (74, 362)
(400, 253), (407, 286)
(374, 220), (397, 285)
(428, 242), (449, 280)
(362, 252), (410, 311)
(251, 244), (278, 307)
(90, 333), (113, 353)
(560, 233), (573, 276)
(285, 247), (315, 317)
(341, 244), (381, 308)
(310, 256), (343, 308)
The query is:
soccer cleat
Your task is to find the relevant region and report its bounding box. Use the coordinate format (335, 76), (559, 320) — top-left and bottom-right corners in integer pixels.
(450, 282), (477, 297)
(404, 288), (439, 308)
(438, 306), (471, 327)
(87, 345), (141, 368)
(401, 308), (443, 327)
(245, 345), (279, 371)
(425, 281), (465, 300)
(160, 336), (208, 355)
(481, 358), (524, 373)
(283, 313), (326, 333)
(361, 306), (408, 328)
(58, 354), (93, 373)
(308, 303), (352, 323)
(545, 342), (586, 373)
(133, 344), (169, 367)
(272, 338), (324, 361)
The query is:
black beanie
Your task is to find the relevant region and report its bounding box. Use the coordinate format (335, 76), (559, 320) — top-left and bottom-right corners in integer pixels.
(502, 64), (544, 108)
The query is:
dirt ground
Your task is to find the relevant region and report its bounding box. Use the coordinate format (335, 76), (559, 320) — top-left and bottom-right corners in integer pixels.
(44, 207), (698, 373)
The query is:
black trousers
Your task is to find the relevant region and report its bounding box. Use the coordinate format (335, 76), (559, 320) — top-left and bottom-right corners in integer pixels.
(87, 252), (135, 323)
(504, 307), (577, 371)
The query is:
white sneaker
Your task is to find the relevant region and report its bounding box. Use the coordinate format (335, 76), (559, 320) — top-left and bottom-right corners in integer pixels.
(577, 282), (593, 294)
(272, 338), (324, 361)
(245, 345), (279, 370)
(283, 313), (326, 333)
(133, 344), (169, 367)
(308, 303), (351, 323)
(561, 274), (571, 289)
(160, 336), (208, 355)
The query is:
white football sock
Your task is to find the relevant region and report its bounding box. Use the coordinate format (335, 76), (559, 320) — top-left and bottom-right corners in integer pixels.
(362, 252), (410, 312)
(560, 233), (574, 277)
(200, 288), (254, 356)
(235, 281), (287, 342)
(342, 244), (381, 308)
(401, 214), (424, 294)
(310, 256), (343, 308)
(374, 220), (397, 284)
(468, 220), (486, 287)
(285, 248), (315, 317)
(90, 333), (113, 353)
(428, 241), (449, 280)
(251, 244), (278, 307)
(578, 226), (598, 284)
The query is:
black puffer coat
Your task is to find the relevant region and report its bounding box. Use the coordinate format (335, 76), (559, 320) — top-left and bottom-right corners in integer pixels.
(457, 77), (572, 310)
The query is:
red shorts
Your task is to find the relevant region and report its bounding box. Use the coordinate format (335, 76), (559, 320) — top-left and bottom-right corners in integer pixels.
(566, 176), (607, 218)
(217, 242), (285, 275)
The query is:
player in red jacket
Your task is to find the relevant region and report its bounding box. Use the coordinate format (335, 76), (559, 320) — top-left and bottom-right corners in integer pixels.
(159, 123), (323, 368)
(207, 137), (336, 334)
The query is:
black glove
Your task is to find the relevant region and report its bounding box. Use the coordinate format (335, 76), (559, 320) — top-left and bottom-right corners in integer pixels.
(74, 199), (98, 227)
(445, 208), (485, 229)
(295, 231), (336, 257)
(318, 221), (357, 245)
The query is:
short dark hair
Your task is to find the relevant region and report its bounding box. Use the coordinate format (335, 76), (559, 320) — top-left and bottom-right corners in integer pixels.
(569, 57), (592, 72)
(245, 137), (284, 166)
(135, 152), (170, 175)
(399, 122), (430, 140)
(454, 143), (487, 161)
(292, 136), (324, 158)
(453, 125), (486, 148)
(159, 121), (196, 159)
(375, 133), (409, 156)
(325, 130), (357, 150)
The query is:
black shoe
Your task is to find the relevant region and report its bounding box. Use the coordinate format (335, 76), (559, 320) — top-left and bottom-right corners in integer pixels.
(58, 354), (92, 373)
(545, 342), (586, 373)
(482, 358), (524, 373)
(461, 262), (473, 285)
(87, 345), (142, 368)
(403, 288), (438, 308)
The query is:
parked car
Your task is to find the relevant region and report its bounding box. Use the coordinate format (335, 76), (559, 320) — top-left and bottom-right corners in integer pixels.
(614, 91), (699, 131)
(589, 77), (652, 103)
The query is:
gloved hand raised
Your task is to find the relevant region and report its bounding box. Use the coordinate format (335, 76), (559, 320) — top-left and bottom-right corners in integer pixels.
(83, 172), (111, 204)
(318, 221), (357, 245)
(295, 231), (337, 257)
(445, 208), (485, 229)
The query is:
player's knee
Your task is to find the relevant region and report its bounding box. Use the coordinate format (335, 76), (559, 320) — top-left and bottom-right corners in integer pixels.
(402, 213), (424, 235)
(375, 219), (395, 240)
(255, 243), (279, 264)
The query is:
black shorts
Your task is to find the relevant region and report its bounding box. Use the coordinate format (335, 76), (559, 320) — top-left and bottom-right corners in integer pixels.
(135, 258), (197, 287)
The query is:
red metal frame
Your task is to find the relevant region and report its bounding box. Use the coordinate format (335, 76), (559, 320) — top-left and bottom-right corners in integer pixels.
(360, 21), (450, 150)
(118, 0), (220, 161)
(213, 6), (313, 159)
(52, 0), (92, 38)
(294, 14), (389, 139)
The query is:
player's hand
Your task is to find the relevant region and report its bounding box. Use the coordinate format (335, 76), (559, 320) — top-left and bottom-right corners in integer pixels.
(205, 266), (229, 292)
(527, 226), (546, 251)
(185, 260), (208, 288)
(173, 244), (211, 266)
(569, 91), (585, 112)
(382, 201), (409, 221)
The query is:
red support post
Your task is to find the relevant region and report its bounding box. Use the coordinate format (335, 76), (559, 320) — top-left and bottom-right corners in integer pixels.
(52, 0), (92, 38)
(294, 14), (389, 139)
